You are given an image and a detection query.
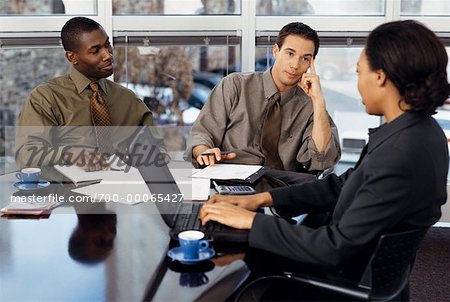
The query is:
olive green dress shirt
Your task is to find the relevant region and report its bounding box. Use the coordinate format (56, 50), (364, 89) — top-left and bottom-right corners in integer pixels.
(185, 69), (341, 172)
(16, 67), (153, 168)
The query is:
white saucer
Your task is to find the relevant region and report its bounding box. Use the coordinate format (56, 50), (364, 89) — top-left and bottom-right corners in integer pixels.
(13, 180), (51, 191)
(167, 247), (215, 264)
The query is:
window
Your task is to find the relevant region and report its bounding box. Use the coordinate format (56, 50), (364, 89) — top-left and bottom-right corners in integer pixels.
(401, 0), (450, 16)
(256, 0), (385, 16)
(0, 40), (68, 172)
(0, 0), (97, 15)
(113, 33), (241, 126)
(0, 39), (67, 120)
(113, 0), (241, 15)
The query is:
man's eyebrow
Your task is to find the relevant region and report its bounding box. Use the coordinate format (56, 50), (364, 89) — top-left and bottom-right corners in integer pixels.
(88, 45), (100, 50)
(87, 38), (110, 51)
(283, 48), (313, 57)
(283, 47), (296, 53)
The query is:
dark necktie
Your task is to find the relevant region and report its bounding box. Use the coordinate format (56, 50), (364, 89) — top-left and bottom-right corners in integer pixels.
(261, 92), (283, 170)
(90, 82), (114, 155)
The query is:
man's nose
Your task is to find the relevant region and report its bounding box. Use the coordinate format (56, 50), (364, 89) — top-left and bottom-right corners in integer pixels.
(290, 60), (299, 70)
(102, 48), (113, 60)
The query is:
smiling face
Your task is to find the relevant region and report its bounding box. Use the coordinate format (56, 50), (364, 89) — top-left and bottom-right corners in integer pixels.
(271, 34), (315, 92)
(66, 27), (113, 81)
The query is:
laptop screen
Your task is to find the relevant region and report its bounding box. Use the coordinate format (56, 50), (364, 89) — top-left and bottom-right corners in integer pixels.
(126, 127), (184, 228)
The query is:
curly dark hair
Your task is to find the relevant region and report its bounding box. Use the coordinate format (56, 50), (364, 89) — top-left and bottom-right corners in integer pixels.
(365, 20), (449, 116)
(277, 22), (320, 58)
(61, 17), (102, 52)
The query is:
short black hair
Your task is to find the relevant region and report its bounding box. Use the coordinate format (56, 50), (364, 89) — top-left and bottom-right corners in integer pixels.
(276, 22), (320, 58)
(366, 20), (449, 115)
(61, 17), (102, 52)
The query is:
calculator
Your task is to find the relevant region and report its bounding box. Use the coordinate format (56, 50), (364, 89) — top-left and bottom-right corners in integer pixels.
(213, 182), (256, 195)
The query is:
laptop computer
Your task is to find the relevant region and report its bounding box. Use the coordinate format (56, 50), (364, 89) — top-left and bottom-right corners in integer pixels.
(127, 127), (249, 243)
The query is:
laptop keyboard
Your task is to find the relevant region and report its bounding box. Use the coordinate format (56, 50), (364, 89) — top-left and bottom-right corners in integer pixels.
(178, 203), (227, 232)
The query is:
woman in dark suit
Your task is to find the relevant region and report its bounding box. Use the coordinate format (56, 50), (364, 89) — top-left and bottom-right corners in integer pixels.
(199, 20), (449, 269)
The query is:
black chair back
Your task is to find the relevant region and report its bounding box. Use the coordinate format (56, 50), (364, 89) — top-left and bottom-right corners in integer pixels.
(361, 228), (428, 301)
(234, 228), (429, 302)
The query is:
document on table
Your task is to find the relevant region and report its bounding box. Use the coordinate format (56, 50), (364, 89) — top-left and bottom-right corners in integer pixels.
(176, 169), (210, 201)
(191, 164), (263, 182)
(1, 196), (60, 215)
(72, 167), (211, 204)
(54, 157), (131, 186)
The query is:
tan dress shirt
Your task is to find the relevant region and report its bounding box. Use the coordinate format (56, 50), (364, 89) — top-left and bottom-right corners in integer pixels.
(16, 67), (153, 168)
(185, 69), (341, 172)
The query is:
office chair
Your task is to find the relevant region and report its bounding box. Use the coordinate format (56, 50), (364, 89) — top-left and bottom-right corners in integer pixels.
(234, 228), (428, 302)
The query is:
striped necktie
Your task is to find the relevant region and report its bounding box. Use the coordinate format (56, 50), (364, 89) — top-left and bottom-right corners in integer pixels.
(90, 82), (114, 155)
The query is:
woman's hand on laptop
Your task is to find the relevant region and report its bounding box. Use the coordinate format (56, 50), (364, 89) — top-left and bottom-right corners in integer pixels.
(199, 193), (274, 229)
(207, 193), (272, 211)
(199, 202), (256, 229)
(193, 145), (236, 166)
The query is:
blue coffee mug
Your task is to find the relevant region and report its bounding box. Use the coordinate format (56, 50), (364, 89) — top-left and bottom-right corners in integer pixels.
(16, 167), (41, 188)
(178, 230), (209, 260)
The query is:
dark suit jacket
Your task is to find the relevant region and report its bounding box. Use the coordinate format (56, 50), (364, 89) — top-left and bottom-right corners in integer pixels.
(249, 112), (448, 269)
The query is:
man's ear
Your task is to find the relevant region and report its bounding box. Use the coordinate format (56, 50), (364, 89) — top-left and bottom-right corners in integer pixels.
(272, 44), (280, 59)
(66, 50), (78, 65)
(375, 69), (387, 87)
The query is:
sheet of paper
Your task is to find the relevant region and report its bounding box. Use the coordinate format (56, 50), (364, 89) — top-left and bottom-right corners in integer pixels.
(191, 164), (262, 180)
(72, 166), (148, 204)
(72, 167), (210, 204)
(72, 179), (151, 205)
(54, 156), (132, 186)
(176, 177), (210, 201)
(191, 175), (211, 200)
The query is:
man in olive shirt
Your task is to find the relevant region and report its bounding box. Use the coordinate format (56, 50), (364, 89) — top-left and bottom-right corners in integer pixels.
(16, 17), (152, 171)
(186, 22), (340, 175)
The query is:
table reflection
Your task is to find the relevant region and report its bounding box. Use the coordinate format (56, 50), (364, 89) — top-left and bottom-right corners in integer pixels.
(0, 172), (250, 301)
(68, 212), (117, 265)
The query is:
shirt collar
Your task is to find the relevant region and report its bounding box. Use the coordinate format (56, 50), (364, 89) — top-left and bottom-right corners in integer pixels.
(368, 112), (424, 153)
(69, 67), (108, 95)
(263, 68), (279, 102)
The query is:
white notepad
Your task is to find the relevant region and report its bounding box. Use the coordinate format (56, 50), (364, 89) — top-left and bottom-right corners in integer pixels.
(72, 167), (211, 204)
(191, 164), (263, 182)
(54, 157), (131, 186)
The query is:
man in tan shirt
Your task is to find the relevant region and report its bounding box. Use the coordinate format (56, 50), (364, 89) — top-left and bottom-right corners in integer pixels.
(16, 17), (153, 171)
(186, 22), (340, 175)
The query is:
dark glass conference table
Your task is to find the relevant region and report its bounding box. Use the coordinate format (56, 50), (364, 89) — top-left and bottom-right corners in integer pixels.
(0, 171), (251, 301)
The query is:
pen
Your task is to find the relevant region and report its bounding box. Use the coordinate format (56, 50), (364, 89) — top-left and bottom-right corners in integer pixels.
(201, 151), (233, 156)
(110, 168), (125, 171)
(212, 180), (220, 192)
